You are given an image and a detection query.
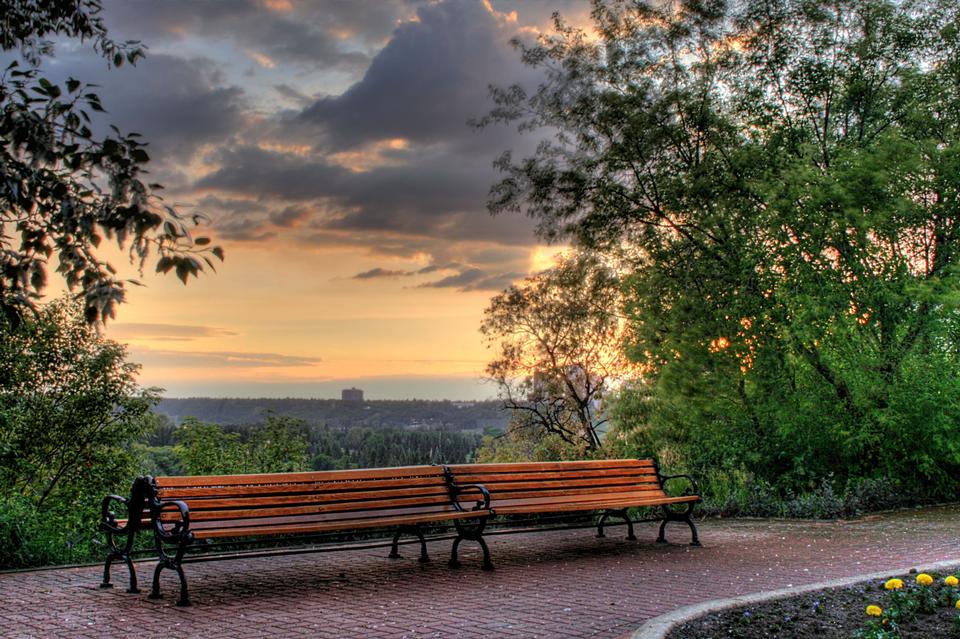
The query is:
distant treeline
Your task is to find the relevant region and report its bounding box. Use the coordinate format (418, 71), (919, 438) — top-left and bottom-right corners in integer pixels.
(155, 398), (508, 432)
(140, 414), (485, 477)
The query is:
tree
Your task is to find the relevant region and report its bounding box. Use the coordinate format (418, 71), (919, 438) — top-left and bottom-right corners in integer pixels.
(0, 0), (222, 323)
(0, 297), (156, 567)
(481, 252), (634, 453)
(0, 298), (156, 506)
(247, 415), (309, 473)
(174, 419), (248, 476)
(481, 0), (960, 494)
(174, 415), (309, 475)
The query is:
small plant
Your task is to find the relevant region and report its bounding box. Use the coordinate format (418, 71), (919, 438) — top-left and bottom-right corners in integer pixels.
(856, 572), (960, 638)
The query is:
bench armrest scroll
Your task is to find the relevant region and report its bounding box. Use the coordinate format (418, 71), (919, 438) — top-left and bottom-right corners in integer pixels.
(659, 474), (700, 497)
(154, 500), (192, 542)
(450, 483), (491, 512)
(100, 494), (133, 534)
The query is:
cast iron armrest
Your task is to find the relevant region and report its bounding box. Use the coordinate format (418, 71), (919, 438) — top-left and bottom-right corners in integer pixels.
(659, 474), (700, 497)
(153, 500), (192, 542)
(450, 483), (491, 512)
(100, 494), (133, 534)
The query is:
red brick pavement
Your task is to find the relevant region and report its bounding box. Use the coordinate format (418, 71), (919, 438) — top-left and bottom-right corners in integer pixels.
(2, 505), (959, 639)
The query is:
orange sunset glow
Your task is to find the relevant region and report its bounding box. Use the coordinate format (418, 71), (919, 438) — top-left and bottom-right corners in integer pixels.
(46, 0), (595, 399)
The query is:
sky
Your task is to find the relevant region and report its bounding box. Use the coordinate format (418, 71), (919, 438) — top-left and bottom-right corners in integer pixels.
(40, 0), (594, 400)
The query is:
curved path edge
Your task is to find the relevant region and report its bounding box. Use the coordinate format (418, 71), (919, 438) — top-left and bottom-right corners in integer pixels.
(630, 558), (960, 639)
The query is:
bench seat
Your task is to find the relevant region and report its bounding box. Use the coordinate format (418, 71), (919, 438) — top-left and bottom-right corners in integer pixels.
(486, 493), (700, 515)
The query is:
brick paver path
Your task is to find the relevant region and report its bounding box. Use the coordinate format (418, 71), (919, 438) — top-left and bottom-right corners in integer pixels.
(2, 505), (959, 638)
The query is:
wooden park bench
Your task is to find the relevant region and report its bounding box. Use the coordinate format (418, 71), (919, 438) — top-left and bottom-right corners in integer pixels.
(99, 465), (492, 606)
(446, 459), (701, 547)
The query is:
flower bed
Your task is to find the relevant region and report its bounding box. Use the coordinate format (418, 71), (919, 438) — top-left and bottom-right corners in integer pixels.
(666, 571), (960, 639)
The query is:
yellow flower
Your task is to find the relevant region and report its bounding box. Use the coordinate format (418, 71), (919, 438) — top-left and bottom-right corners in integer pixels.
(955, 599), (960, 610)
(946, 576), (958, 587)
(866, 605), (883, 617)
(884, 578), (904, 590)
(916, 573), (934, 586)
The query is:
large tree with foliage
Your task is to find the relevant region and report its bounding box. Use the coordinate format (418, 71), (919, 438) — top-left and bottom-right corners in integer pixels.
(481, 251), (633, 453)
(1, 0), (222, 323)
(482, 0), (960, 497)
(0, 298), (156, 567)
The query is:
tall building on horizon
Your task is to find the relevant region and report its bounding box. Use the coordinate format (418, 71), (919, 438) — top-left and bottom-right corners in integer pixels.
(341, 387), (364, 401)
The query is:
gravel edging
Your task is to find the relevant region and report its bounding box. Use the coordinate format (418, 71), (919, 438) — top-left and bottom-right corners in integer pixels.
(630, 558), (960, 639)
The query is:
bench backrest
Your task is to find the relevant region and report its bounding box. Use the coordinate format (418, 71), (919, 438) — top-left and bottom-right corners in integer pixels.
(446, 459), (664, 508)
(146, 466), (459, 532)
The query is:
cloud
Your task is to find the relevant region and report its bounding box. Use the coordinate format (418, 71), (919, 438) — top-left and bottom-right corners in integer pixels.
(131, 348), (323, 368)
(108, 323), (239, 341)
(69, 0), (566, 291)
(350, 259), (520, 291)
(196, 144), (537, 245)
(47, 53), (246, 165)
(269, 205), (312, 228)
(417, 267), (522, 291)
(299, 0), (539, 150)
(273, 84), (315, 107)
(103, 0), (418, 72)
(353, 268), (414, 280)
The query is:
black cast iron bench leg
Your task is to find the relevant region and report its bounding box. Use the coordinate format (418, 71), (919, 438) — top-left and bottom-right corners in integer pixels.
(388, 524), (429, 562)
(148, 535), (192, 607)
(449, 519), (494, 571)
(656, 505), (702, 547)
(596, 508), (636, 540)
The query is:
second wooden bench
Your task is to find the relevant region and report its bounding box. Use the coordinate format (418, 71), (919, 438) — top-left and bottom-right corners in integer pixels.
(446, 459), (701, 546)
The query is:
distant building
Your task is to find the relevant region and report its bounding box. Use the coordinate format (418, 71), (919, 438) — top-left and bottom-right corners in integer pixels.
(341, 387), (364, 401)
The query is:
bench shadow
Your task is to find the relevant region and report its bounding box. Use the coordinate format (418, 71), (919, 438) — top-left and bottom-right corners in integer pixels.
(140, 524), (697, 608)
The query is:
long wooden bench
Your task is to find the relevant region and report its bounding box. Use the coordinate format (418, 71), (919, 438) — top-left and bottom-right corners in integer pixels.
(99, 465), (492, 606)
(446, 459), (701, 546)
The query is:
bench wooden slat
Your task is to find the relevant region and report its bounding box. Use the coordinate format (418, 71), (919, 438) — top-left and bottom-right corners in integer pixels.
(452, 468), (657, 483)
(185, 504), (479, 531)
(168, 485), (452, 511)
(155, 465), (445, 488)
(459, 476), (660, 490)
(162, 493), (458, 523)
(446, 459), (653, 473)
(456, 485), (666, 504)
(491, 490), (679, 507)
(156, 475), (448, 499)
(190, 509), (489, 539)
(491, 495), (699, 515)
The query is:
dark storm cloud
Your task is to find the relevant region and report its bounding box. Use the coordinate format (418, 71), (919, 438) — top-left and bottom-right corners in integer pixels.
(417, 268), (523, 292)
(350, 262), (519, 292)
(103, 0), (424, 71)
(269, 205), (312, 228)
(274, 84), (315, 107)
(196, 195), (268, 215)
(299, 0), (539, 149)
(196, 144), (537, 245)
(49, 53), (245, 164)
(353, 268), (413, 280)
